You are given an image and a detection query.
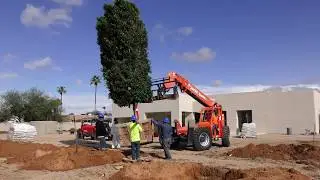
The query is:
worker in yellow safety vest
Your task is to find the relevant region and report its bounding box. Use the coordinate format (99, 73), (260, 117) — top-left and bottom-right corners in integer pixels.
(128, 115), (143, 161)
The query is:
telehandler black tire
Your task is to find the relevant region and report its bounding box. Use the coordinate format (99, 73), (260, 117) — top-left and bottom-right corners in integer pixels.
(193, 128), (212, 151)
(222, 125), (230, 147)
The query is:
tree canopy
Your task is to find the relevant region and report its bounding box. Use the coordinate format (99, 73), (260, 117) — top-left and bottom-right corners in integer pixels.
(96, 0), (152, 113)
(90, 75), (101, 111)
(90, 75), (101, 86)
(0, 88), (62, 122)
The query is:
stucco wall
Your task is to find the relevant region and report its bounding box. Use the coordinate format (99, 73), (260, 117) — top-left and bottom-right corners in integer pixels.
(215, 90), (317, 136)
(111, 89), (318, 136)
(313, 90), (320, 134)
(112, 98), (179, 126)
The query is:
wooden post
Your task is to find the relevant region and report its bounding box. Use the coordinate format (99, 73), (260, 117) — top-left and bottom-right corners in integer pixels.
(313, 123), (316, 146)
(75, 136), (79, 153)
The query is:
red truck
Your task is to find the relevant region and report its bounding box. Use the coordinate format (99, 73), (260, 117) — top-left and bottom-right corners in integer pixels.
(77, 119), (112, 140)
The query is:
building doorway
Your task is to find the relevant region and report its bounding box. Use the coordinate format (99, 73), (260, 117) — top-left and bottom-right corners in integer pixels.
(237, 110), (252, 132)
(318, 114), (320, 134)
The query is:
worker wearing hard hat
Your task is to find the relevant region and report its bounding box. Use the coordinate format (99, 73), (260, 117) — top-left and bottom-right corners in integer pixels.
(151, 117), (173, 160)
(96, 112), (108, 150)
(128, 115), (143, 161)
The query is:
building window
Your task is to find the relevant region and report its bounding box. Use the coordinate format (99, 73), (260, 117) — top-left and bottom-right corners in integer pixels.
(237, 110), (252, 132)
(194, 112), (200, 123)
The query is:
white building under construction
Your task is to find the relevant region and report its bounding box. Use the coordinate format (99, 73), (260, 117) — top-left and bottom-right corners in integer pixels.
(112, 88), (320, 136)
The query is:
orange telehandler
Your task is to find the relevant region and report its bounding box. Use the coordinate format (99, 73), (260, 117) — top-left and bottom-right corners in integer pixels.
(151, 72), (230, 151)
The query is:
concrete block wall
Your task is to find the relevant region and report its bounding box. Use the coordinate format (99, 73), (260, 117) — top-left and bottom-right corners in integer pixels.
(1, 121), (82, 136)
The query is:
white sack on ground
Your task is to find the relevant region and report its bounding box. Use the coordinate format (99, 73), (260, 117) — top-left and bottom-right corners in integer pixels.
(241, 123), (257, 138)
(7, 122), (37, 141)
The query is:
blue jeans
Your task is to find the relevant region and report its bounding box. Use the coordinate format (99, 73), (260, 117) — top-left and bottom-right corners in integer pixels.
(163, 138), (172, 159)
(98, 136), (107, 149)
(131, 141), (140, 160)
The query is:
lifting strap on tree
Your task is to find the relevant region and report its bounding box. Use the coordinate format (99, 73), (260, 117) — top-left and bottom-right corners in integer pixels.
(134, 104), (140, 120)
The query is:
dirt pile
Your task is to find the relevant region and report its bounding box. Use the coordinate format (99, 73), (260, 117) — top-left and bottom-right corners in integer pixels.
(0, 140), (124, 171)
(109, 161), (310, 180)
(227, 143), (320, 162)
(0, 140), (59, 164)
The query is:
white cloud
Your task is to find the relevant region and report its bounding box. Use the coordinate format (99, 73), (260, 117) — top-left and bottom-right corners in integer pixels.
(177, 27), (193, 36)
(2, 53), (16, 63)
(76, 79), (83, 85)
(52, 0), (83, 6)
(56, 94), (112, 114)
(24, 57), (62, 71)
(0, 73), (18, 79)
(24, 57), (53, 70)
(52, 66), (63, 71)
(171, 47), (216, 62)
(20, 4), (72, 28)
(152, 24), (193, 42)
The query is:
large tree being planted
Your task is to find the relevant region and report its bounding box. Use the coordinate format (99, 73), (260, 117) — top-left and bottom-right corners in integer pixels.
(96, 0), (152, 118)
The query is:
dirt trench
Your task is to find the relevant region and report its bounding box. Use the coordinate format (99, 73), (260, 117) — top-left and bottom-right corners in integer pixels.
(108, 161), (311, 180)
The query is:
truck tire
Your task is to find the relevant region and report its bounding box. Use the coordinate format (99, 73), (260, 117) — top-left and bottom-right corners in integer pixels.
(222, 125), (230, 147)
(193, 128), (212, 151)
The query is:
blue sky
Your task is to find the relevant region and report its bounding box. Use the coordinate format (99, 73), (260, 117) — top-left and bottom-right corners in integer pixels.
(1, 0), (320, 114)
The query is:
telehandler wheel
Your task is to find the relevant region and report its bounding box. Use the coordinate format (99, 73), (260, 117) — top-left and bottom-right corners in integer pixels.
(193, 128), (212, 151)
(222, 125), (230, 147)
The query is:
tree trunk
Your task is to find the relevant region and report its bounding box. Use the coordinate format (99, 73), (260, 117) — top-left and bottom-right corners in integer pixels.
(60, 94), (63, 115)
(133, 103), (139, 120)
(94, 85), (97, 112)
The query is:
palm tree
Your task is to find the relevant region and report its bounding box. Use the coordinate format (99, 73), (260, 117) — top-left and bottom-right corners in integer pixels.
(57, 86), (67, 106)
(90, 75), (101, 112)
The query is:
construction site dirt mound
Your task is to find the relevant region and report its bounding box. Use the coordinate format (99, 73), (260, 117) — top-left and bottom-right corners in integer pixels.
(227, 143), (320, 162)
(109, 161), (310, 180)
(0, 140), (124, 171)
(0, 140), (59, 164)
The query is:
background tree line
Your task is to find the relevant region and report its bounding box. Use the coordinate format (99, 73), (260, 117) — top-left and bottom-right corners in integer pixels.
(0, 88), (63, 122)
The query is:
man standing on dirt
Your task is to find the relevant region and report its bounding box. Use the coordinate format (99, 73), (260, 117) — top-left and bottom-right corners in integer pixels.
(128, 115), (143, 161)
(151, 117), (173, 160)
(111, 119), (120, 149)
(96, 113), (108, 150)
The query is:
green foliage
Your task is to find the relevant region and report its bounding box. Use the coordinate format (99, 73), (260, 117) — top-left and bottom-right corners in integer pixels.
(57, 86), (67, 95)
(57, 86), (66, 104)
(0, 90), (24, 120)
(90, 75), (101, 111)
(90, 75), (101, 86)
(0, 88), (62, 122)
(96, 0), (152, 109)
